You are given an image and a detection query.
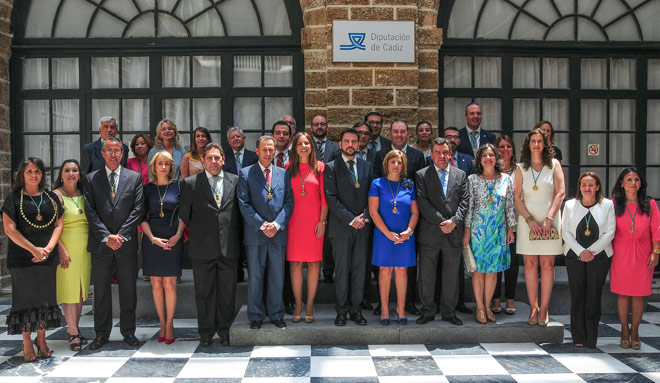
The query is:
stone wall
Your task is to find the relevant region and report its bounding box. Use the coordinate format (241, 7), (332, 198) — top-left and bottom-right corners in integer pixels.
(0, 0), (13, 287)
(300, 0), (442, 139)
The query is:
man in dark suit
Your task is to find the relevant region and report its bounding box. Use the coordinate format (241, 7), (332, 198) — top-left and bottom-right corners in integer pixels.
(373, 120), (426, 316)
(312, 115), (340, 163)
(180, 143), (240, 347)
(415, 138), (469, 326)
(444, 127), (475, 176)
(325, 128), (374, 326)
(83, 137), (144, 350)
(365, 111), (391, 153)
(457, 103), (496, 157)
(224, 127), (258, 175)
(81, 116), (129, 174)
(354, 121), (376, 163)
(238, 135), (294, 329)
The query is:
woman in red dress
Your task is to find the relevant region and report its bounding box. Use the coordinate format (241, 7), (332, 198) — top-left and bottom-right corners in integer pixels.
(286, 132), (328, 323)
(610, 167), (660, 350)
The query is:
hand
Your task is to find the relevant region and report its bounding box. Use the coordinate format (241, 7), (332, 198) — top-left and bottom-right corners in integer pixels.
(386, 231), (402, 244)
(314, 221), (326, 238)
(399, 228), (413, 242)
(166, 234), (181, 248)
(649, 251), (659, 269)
(31, 247), (50, 263)
(262, 222), (278, 238)
(578, 249), (593, 262)
(106, 234), (124, 250)
(462, 228), (471, 248)
(59, 251), (71, 269)
(440, 220), (456, 234)
(542, 218), (553, 237)
(527, 219), (543, 239)
(152, 237), (170, 250)
(506, 229), (515, 245)
(350, 214), (365, 230)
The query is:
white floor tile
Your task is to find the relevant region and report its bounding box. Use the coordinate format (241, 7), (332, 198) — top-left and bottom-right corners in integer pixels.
(379, 376), (449, 383)
(641, 372), (660, 383)
(242, 378), (310, 383)
(105, 379), (175, 383)
(481, 342), (548, 355)
(638, 323), (660, 337)
(597, 336), (660, 353)
(132, 340), (199, 358)
(107, 327), (159, 342)
(310, 356), (377, 377)
(177, 357), (250, 378)
(46, 339), (86, 357)
(550, 314), (571, 325)
(0, 378), (43, 383)
(369, 344), (431, 356)
(251, 345), (311, 357)
(46, 357), (129, 377)
(551, 353), (637, 374)
(433, 355), (508, 375)
(172, 319), (199, 328)
(642, 312), (660, 324)
(512, 373), (586, 382)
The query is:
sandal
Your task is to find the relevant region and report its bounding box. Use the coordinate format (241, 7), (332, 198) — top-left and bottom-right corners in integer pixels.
(22, 343), (37, 362)
(538, 311), (549, 327)
(78, 334), (88, 345)
(528, 307), (539, 326)
(631, 338), (641, 350)
(491, 301), (502, 314)
(620, 337), (631, 349)
(33, 337), (53, 359)
(68, 333), (83, 351)
(486, 309), (496, 322)
(475, 309), (487, 324)
(504, 306), (516, 315)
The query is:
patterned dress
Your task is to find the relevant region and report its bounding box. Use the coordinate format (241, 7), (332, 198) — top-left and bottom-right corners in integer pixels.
(465, 174), (517, 273)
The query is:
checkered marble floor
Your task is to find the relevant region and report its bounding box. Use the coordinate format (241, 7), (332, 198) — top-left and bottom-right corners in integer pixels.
(1, 299), (660, 382)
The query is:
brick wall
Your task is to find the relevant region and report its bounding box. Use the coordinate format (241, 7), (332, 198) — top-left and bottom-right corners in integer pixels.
(0, 0), (13, 287)
(300, 0), (442, 140)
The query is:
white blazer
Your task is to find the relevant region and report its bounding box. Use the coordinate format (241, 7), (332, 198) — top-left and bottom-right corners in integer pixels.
(562, 198), (616, 257)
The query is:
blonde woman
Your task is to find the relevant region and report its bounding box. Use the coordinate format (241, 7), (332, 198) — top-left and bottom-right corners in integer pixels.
(148, 119), (187, 179)
(141, 151), (186, 344)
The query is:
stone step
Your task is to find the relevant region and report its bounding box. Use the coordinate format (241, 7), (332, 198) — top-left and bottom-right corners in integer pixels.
(228, 303), (565, 346)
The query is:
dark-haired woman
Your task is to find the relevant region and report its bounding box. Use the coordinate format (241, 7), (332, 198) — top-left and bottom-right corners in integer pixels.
(180, 127), (211, 179)
(412, 121), (433, 159)
(562, 172), (615, 348)
(285, 132), (327, 323)
(514, 127), (565, 327)
(610, 167), (660, 350)
(127, 133), (154, 185)
(53, 160), (91, 351)
(463, 144), (516, 324)
(2, 158), (63, 362)
(536, 120), (562, 163)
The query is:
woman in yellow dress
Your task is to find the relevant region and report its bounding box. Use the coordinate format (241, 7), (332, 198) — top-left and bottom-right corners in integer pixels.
(53, 160), (91, 351)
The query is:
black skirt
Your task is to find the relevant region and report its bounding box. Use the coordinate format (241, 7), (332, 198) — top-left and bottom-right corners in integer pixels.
(6, 265), (62, 334)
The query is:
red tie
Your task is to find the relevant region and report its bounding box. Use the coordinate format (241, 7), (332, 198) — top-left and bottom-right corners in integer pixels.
(265, 168), (271, 185)
(277, 152), (285, 168)
(450, 155), (456, 167)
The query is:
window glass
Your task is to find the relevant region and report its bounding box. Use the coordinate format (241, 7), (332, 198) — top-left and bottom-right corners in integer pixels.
(265, 97), (293, 131)
(162, 99), (191, 148)
(193, 98), (222, 131)
(444, 56), (471, 88)
(218, 0), (260, 36)
(23, 100), (49, 133)
(234, 97), (262, 131)
(255, 0), (292, 36)
(474, 57), (501, 88)
(25, 1), (58, 38)
(580, 133), (606, 165)
(122, 57), (150, 88)
(443, 97), (471, 128)
(265, 56), (293, 87)
(52, 58), (79, 89)
(609, 133), (635, 164)
(23, 58), (49, 90)
(162, 56), (190, 88)
(513, 58), (539, 88)
(234, 56), (262, 87)
(88, 9), (125, 38)
(542, 99), (569, 132)
(447, 0), (482, 39)
(54, 135), (80, 167)
(193, 56), (222, 88)
(649, 60), (660, 89)
(580, 99), (607, 131)
(609, 99), (635, 132)
(158, 13), (188, 37)
(581, 59), (607, 89)
(543, 58), (569, 89)
(648, 100), (660, 131)
(475, 98), (502, 133)
(52, 99), (79, 133)
(610, 59), (636, 90)
(513, 98), (539, 132)
(122, 99), (150, 132)
(52, 0), (95, 38)
(91, 99), (120, 131)
(24, 135), (51, 167)
(92, 57), (119, 89)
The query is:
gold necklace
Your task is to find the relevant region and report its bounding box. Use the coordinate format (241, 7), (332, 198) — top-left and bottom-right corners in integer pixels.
(156, 182), (170, 218)
(386, 178), (402, 214)
(20, 189), (58, 229)
(61, 188), (83, 214)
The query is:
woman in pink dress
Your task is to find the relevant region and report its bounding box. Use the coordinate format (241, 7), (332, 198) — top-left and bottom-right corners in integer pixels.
(286, 132), (328, 324)
(127, 133), (153, 185)
(610, 167), (660, 350)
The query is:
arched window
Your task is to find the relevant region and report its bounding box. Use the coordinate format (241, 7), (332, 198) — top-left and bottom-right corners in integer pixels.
(11, 0), (303, 179)
(438, 0), (660, 196)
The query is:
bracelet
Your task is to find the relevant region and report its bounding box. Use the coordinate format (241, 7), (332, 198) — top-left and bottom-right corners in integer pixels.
(545, 216), (554, 221)
(176, 230), (184, 237)
(151, 237), (157, 244)
(654, 249), (660, 255)
(320, 220), (327, 225)
(525, 216), (535, 224)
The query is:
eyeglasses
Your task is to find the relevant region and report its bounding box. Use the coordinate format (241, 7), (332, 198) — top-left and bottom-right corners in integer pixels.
(356, 131), (372, 137)
(445, 135), (460, 140)
(104, 149), (122, 155)
(312, 122), (327, 127)
(368, 121), (382, 126)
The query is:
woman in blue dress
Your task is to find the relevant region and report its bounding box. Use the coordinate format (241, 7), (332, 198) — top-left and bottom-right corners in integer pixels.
(463, 144), (516, 324)
(369, 150), (419, 325)
(141, 151), (186, 344)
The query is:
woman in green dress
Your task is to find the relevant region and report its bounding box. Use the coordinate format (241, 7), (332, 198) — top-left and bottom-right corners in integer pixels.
(53, 159), (91, 351)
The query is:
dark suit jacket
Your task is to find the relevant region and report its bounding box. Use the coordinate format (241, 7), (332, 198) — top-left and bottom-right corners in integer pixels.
(415, 165), (468, 247)
(83, 167), (144, 255)
(324, 157), (374, 239)
(372, 136), (392, 152)
(237, 164), (294, 246)
(457, 127), (496, 157)
(81, 139), (129, 175)
(426, 152), (475, 176)
(180, 172), (240, 260)
(374, 146), (426, 180)
(314, 138), (340, 163)
(224, 148), (258, 175)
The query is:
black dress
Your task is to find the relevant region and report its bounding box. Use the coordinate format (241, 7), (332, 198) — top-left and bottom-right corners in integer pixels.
(141, 181), (183, 276)
(2, 190), (63, 334)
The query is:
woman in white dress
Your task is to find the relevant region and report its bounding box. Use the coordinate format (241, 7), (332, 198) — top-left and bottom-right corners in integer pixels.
(513, 127), (565, 327)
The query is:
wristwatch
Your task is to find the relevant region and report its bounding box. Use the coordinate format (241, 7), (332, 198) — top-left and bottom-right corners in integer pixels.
(653, 249), (660, 255)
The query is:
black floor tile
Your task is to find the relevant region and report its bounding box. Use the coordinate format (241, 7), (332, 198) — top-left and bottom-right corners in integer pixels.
(493, 354), (572, 374)
(610, 353), (660, 372)
(112, 357), (188, 377)
(244, 357), (310, 377)
(311, 345), (371, 356)
(426, 344), (487, 355)
(372, 356), (442, 376)
(578, 373), (654, 382)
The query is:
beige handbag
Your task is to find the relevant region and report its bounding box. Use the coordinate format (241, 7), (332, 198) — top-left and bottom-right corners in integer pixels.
(462, 245), (477, 272)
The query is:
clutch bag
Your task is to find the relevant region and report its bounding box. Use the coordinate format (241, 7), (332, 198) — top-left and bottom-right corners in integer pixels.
(462, 245), (477, 272)
(528, 227), (560, 241)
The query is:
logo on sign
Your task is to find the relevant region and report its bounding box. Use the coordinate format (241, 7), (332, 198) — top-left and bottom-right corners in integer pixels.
(587, 144), (599, 156)
(339, 33), (366, 51)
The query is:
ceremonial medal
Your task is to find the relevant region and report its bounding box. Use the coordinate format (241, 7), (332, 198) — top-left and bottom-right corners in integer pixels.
(585, 212), (592, 237)
(36, 213), (43, 221)
(301, 190), (306, 196)
(585, 229), (591, 236)
(298, 165), (310, 197)
(532, 184), (538, 191)
(530, 166), (542, 192)
(78, 208), (83, 214)
(267, 193), (273, 200)
(488, 198), (494, 205)
(159, 211), (164, 218)
(393, 207), (398, 214)
(355, 182), (360, 188)
(387, 179), (401, 215)
(627, 205), (638, 235)
(112, 191), (116, 198)
(215, 194), (221, 204)
(630, 227), (636, 233)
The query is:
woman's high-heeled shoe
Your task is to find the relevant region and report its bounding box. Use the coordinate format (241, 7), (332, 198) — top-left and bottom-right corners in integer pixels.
(486, 309), (496, 322)
(538, 311), (549, 327)
(33, 337), (53, 358)
(528, 307), (539, 326)
(165, 338), (175, 345)
(475, 309), (487, 324)
(292, 304), (303, 323)
(23, 343), (37, 362)
(620, 336), (631, 349)
(304, 307), (315, 323)
(158, 336), (166, 342)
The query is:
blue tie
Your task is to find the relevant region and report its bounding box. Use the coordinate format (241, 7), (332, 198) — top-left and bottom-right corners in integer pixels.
(439, 169), (447, 195)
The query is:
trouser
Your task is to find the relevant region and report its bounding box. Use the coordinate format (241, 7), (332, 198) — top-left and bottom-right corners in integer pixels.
(322, 237), (334, 279)
(246, 243), (285, 321)
(92, 252), (137, 337)
(331, 229), (368, 315)
(191, 256), (238, 338)
(493, 242), (519, 300)
(419, 243), (461, 317)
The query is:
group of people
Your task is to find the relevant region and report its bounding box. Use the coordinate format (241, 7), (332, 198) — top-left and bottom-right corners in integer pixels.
(3, 104), (658, 363)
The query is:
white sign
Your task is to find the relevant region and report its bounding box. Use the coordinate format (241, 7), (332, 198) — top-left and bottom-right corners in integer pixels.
(587, 144), (599, 156)
(333, 20), (415, 63)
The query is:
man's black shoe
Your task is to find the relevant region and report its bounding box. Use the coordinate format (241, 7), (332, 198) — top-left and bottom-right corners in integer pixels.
(373, 303), (382, 316)
(334, 313), (347, 326)
(442, 315), (463, 326)
(123, 334), (140, 347)
(284, 302), (295, 316)
(199, 337), (213, 347)
(456, 303), (473, 314)
(89, 336), (109, 350)
(220, 335), (230, 346)
(350, 312), (368, 326)
(360, 300), (374, 311)
(250, 320), (262, 329)
(271, 318), (286, 328)
(406, 303), (421, 316)
(416, 314), (435, 324)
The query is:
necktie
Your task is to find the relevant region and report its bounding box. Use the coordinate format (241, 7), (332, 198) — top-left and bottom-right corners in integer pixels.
(211, 176), (221, 204)
(235, 152), (242, 169)
(450, 154), (456, 167)
(317, 141), (325, 159)
(369, 140), (377, 152)
(109, 171), (117, 198)
(359, 151), (365, 160)
(470, 131), (479, 152)
(439, 169), (447, 195)
(277, 152), (284, 168)
(265, 168), (271, 185)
